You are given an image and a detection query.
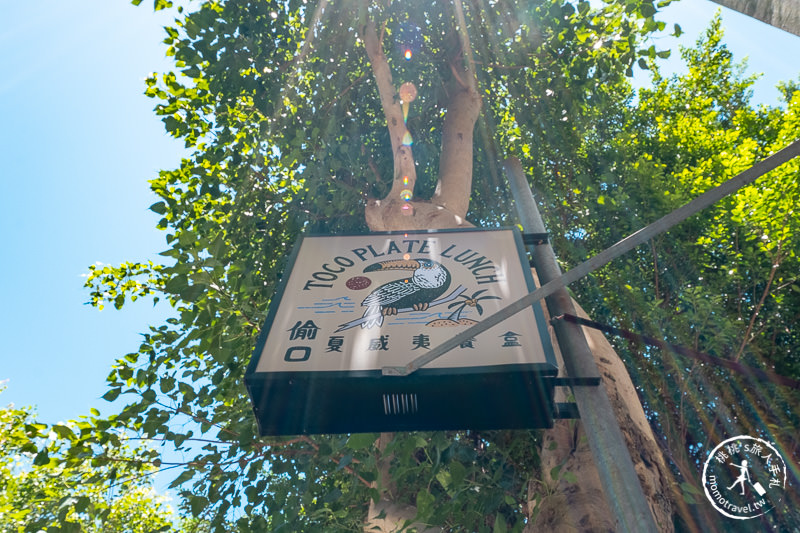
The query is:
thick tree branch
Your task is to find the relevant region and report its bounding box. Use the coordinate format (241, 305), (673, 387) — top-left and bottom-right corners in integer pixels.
(433, 26), (481, 220)
(360, 14), (418, 212)
(434, 82), (481, 220)
(360, 19), (408, 159)
(452, 0), (478, 95)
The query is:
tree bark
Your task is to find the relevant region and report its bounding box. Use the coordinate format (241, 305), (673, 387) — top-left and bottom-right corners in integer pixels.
(527, 294), (673, 532)
(709, 0), (800, 37)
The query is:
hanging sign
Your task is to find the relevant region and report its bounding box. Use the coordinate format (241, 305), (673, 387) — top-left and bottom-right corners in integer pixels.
(245, 228), (558, 435)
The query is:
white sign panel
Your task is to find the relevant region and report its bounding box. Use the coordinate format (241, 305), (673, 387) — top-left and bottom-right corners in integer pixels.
(253, 228), (555, 374)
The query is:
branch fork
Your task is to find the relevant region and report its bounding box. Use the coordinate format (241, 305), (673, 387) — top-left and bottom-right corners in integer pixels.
(359, 4), (481, 231)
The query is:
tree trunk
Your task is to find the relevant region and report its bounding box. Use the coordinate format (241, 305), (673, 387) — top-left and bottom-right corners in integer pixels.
(527, 294), (673, 532)
(709, 0), (800, 36)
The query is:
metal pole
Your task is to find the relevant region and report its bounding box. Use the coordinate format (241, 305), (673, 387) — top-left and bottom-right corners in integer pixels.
(504, 157), (659, 533)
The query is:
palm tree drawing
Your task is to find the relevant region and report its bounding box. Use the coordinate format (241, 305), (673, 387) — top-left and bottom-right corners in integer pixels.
(446, 289), (500, 322)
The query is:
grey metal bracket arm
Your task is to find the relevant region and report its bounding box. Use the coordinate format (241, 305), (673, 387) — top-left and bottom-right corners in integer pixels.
(551, 376), (602, 387)
(521, 232), (549, 245)
(553, 402), (580, 419)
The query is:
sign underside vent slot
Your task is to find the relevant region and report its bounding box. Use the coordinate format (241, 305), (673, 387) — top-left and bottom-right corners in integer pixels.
(383, 393), (418, 415)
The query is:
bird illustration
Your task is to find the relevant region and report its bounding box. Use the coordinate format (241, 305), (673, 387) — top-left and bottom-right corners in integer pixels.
(360, 258), (451, 329)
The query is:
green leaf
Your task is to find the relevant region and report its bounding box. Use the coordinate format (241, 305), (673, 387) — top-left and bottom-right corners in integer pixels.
(449, 461), (467, 487)
(25, 423), (47, 437)
(562, 471), (578, 484)
(178, 230), (197, 247)
(416, 489), (435, 517)
(346, 433), (377, 450)
(435, 469), (452, 490)
(62, 521), (82, 533)
(149, 201), (167, 214)
(189, 494), (208, 516)
(141, 389), (156, 403)
(323, 488), (343, 503)
(102, 388), (121, 402)
(52, 424), (76, 440)
(337, 453), (353, 470)
(164, 274), (188, 294)
(159, 376), (176, 394)
(493, 514), (508, 533)
(33, 450), (50, 466)
(74, 495), (91, 513)
(169, 468), (194, 489)
(639, 2), (656, 18)
(180, 283), (206, 302)
(57, 497), (78, 522)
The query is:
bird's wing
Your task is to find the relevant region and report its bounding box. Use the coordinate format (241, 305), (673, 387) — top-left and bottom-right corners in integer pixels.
(362, 278), (419, 307)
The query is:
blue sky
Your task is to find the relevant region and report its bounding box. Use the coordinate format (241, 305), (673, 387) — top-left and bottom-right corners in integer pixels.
(1, 1), (180, 421)
(1, 0), (799, 428)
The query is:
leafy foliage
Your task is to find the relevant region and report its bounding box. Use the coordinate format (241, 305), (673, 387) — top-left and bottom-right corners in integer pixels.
(0, 391), (173, 532)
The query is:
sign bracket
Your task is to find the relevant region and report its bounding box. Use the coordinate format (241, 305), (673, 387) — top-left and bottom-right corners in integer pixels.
(521, 232), (549, 245)
(553, 402), (580, 419)
(551, 376), (601, 387)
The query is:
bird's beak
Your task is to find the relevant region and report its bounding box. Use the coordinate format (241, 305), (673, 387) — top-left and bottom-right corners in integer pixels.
(364, 259), (421, 272)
